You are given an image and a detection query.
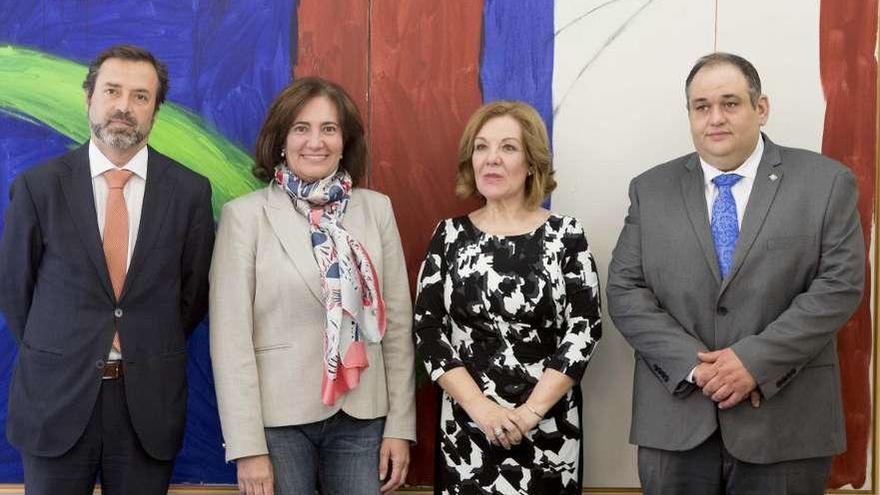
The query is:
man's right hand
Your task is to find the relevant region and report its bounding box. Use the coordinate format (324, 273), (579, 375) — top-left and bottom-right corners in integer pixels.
(692, 361), (717, 387)
(694, 358), (761, 408)
(237, 454), (274, 495)
(749, 390), (761, 408)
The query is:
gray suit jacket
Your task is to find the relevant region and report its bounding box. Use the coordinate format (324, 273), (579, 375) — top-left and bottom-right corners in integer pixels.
(209, 185), (416, 462)
(606, 135), (864, 463)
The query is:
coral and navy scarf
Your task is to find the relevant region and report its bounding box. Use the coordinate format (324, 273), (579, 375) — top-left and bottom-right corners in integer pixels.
(274, 166), (386, 406)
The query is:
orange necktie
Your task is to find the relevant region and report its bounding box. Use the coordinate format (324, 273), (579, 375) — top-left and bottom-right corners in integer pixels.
(103, 169), (134, 352)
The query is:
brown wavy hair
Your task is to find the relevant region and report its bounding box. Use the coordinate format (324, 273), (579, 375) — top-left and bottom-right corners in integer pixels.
(253, 77), (366, 185)
(455, 100), (556, 209)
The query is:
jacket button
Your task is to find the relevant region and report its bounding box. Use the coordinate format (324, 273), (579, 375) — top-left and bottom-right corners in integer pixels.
(96, 359), (105, 369)
(114, 308), (123, 318)
(717, 306), (728, 316)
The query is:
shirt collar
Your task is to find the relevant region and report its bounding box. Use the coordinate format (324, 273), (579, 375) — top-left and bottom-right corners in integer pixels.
(89, 140), (149, 180)
(700, 134), (764, 186)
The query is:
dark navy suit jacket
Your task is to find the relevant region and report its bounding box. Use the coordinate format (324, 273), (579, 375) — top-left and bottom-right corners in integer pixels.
(0, 144), (214, 461)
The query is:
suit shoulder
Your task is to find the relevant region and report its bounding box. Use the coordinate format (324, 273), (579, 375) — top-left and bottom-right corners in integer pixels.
(220, 186), (269, 214)
(351, 188), (395, 224)
(631, 152), (696, 187)
(17, 146), (85, 182)
(151, 150), (210, 185)
(778, 145), (851, 179)
(351, 187), (392, 208)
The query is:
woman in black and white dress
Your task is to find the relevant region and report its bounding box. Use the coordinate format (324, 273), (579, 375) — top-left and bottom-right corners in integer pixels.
(414, 101), (601, 494)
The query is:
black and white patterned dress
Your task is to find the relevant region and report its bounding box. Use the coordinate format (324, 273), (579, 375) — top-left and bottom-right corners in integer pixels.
(414, 214), (601, 495)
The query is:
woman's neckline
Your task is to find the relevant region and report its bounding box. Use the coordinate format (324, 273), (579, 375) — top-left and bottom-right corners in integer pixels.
(464, 210), (554, 238)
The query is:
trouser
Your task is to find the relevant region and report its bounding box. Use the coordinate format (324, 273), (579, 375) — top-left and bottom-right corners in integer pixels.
(22, 377), (174, 495)
(638, 430), (833, 495)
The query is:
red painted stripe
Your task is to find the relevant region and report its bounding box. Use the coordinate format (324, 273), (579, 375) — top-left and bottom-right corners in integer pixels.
(369, 1), (484, 485)
(294, 0), (369, 119)
(369, 1), (484, 282)
(297, 0), (484, 486)
(820, 0), (877, 488)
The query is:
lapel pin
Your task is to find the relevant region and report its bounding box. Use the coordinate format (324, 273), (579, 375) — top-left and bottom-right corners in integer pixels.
(769, 174), (778, 181)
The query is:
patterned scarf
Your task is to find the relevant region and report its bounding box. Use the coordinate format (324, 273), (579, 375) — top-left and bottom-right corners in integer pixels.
(274, 166), (386, 405)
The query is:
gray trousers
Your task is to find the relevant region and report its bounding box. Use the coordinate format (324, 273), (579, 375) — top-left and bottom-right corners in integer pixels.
(638, 430), (832, 495)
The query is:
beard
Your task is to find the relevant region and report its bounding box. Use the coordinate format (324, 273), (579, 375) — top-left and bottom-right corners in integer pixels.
(90, 111), (149, 150)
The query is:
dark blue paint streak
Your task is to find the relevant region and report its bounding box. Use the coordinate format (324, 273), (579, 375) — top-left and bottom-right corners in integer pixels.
(0, 116), (77, 480)
(0, 0), (296, 483)
(480, 0), (555, 141)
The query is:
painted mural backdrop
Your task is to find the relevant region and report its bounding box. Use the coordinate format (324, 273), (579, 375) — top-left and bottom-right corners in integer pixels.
(0, 0), (552, 486)
(0, 0), (296, 483)
(0, 0), (875, 490)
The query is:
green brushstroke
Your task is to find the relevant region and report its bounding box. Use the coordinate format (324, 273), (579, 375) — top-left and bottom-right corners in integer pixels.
(0, 45), (263, 216)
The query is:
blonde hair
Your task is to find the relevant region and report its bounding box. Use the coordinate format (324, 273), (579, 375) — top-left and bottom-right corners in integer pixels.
(455, 100), (556, 209)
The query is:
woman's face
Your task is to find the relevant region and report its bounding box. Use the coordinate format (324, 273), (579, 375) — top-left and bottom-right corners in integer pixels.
(283, 95), (344, 182)
(471, 115), (529, 205)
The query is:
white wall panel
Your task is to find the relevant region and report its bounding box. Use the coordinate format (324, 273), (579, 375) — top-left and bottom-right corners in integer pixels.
(553, 0), (715, 487)
(716, 0), (825, 150)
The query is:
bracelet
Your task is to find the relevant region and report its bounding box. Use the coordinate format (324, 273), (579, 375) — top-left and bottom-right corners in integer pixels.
(524, 403), (545, 419)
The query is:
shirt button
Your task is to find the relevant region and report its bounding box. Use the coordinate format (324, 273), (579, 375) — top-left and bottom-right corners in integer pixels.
(114, 308), (123, 318)
(96, 359), (105, 369)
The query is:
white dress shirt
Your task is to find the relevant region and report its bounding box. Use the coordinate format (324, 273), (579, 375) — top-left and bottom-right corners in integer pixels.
(687, 136), (764, 383)
(700, 135), (764, 228)
(89, 140), (148, 359)
(89, 140), (148, 267)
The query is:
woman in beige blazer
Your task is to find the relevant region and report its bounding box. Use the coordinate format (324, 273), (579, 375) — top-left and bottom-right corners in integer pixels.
(210, 77), (416, 495)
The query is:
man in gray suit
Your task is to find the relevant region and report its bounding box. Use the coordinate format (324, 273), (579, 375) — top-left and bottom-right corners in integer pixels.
(607, 52), (864, 494)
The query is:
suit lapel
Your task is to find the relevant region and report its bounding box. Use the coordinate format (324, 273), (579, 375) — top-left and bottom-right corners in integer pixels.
(265, 186), (324, 303)
(60, 145), (116, 300)
(719, 137), (783, 295)
(680, 154), (722, 284)
(122, 148), (175, 298)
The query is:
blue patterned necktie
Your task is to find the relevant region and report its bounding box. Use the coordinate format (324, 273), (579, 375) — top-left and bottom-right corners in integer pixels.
(711, 173), (744, 278)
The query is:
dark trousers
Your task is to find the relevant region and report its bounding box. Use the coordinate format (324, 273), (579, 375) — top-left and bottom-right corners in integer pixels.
(21, 378), (174, 495)
(638, 430), (832, 495)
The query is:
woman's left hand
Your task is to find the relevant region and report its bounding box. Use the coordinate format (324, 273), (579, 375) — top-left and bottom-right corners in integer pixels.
(379, 437), (410, 494)
(508, 405), (542, 436)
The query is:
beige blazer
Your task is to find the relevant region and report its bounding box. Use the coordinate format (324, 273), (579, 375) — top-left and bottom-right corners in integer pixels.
(210, 185), (416, 462)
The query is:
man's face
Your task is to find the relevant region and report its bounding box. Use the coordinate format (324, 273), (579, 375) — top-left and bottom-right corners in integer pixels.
(86, 58), (160, 150)
(687, 63), (769, 171)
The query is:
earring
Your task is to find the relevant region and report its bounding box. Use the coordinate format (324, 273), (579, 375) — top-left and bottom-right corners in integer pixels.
(280, 149), (286, 158)
(528, 169), (534, 176)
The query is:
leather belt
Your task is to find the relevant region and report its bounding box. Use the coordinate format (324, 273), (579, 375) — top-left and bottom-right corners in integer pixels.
(102, 360), (124, 380)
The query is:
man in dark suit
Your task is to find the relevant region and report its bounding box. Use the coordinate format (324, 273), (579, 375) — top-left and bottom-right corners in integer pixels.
(607, 52), (864, 494)
(0, 44), (214, 494)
